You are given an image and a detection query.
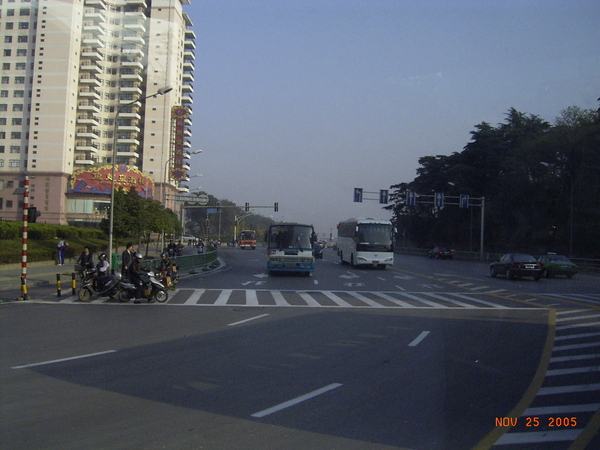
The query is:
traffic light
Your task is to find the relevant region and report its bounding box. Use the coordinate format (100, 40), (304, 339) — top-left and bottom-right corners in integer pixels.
(274, 202), (278, 212)
(27, 206), (38, 223)
(245, 202), (250, 212)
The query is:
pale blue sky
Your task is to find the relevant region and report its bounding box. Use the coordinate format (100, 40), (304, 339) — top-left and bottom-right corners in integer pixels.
(185, 0), (600, 237)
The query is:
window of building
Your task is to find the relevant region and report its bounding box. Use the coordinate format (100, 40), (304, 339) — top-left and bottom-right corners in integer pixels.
(18, 22), (29, 30)
(0, 146), (4, 153)
(17, 35), (28, 43)
(0, 119), (5, 125)
(1, 77), (9, 84)
(14, 77), (25, 84)
(4, 36), (13, 43)
(13, 104), (23, 111)
(12, 118), (22, 125)
(6, 200), (13, 208)
(9, 160), (20, 167)
(11, 132), (22, 139)
(14, 90), (24, 97)
(16, 49), (26, 56)
(2, 63), (9, 70)
(5, 24), (14, 30)
(7, 9), (15, 16)
(0, 132), (5, 139)
(15, 63), (25, 70)
(19, 9), (30, 16)
(10, 146), (20, 153)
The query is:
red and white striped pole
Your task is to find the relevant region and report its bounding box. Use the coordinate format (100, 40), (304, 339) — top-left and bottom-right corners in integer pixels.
(21, 176), (29, 300)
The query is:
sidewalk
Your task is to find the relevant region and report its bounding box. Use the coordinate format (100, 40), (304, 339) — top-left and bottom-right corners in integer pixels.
(0, 259), (76, 290)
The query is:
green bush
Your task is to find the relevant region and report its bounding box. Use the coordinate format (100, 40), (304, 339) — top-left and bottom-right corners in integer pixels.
(0, 221), (21, 239)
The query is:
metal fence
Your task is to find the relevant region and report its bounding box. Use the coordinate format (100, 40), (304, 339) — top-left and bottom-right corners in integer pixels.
(145, 249), (218, 273)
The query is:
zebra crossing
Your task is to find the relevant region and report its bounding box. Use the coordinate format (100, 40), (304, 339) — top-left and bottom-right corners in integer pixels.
(163, 288), (532, 309)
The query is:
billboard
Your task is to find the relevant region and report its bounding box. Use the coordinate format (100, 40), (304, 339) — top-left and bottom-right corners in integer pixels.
(69, 164), (154, 198)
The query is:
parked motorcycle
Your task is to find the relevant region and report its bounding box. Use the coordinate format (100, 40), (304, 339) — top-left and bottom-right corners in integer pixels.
(78, 271), (128, 302)
(120, 270), (169, 303)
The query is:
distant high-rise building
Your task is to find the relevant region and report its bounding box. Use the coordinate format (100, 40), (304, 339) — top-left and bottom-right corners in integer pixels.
(0, 0), (195, 225)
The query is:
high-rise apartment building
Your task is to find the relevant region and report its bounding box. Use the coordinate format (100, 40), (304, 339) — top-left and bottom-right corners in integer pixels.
(0, 0), (195, 225)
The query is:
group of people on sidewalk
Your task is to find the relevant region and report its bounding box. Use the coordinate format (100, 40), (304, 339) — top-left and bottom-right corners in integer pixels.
(76, 242), (176, 304)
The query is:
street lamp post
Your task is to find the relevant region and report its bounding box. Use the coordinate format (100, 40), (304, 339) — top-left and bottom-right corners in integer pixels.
(108, 86), (172, 258)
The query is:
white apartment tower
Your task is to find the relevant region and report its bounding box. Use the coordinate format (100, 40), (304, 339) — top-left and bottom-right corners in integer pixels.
(0, 0), (195, 225)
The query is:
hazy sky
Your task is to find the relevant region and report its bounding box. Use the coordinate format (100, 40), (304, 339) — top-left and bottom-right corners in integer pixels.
(184, 0), (599, 238)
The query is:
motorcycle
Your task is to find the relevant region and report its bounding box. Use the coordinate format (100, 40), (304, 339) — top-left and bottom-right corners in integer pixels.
(158, 263), (179, 291)
(78, 271), (128, 302)
(120, 270), (169, 303)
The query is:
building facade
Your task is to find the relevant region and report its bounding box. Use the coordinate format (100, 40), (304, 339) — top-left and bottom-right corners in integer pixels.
(0, 0), (195, 225)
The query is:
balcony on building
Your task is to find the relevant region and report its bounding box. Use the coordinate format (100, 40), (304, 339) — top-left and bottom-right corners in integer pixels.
(75, 141), (100, 153)
(80, 62), (103, 74)
(183, 61), (195, 72)
(124, 21), (146, 33)
(116, 151), (140, 158)
(84, 9), (107, 22)
(122, 47), (145, 57)
(177, 185), (190, 194)
(83, 24), (106, 35)
(184, 127), (192, 137)
(121, 60), (144, 70)
(77, 101), (101, 113)
(182, 84), (194, 94)
(183, 140), (191, 149)
(185, 28), (196, 40)
(122, 35), (146, 46)
(79, 74), (102, 86)
(125, 0), (148, 7)
(120, 86), (143, 95)
(77, 114), (100, 126)
(81, 48), (104, 61)
(182, 72), (194, 83)
(182, 94), (193, 104)
(117, 124), (141, 133)
(78, 88), (102, 101)
(116, 136), (140, 146)
(184, 39), (196, 50)
(77, 128), (101, 140)
(183, 50), (195, 60)
(85, 0), (107, 9)
(182, 163), (191, 171)
(75, 158), (95, 166)
(120, 70), (143, 82)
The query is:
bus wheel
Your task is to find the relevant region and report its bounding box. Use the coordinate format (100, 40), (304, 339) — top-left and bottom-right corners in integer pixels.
(339, 252), (345, 265)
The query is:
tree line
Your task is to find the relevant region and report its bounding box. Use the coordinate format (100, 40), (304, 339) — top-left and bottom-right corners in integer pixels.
(385, 102), (600, 258)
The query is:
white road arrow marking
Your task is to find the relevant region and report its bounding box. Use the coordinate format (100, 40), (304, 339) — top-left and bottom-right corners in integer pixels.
(340, 271), (360, 279)
(254, 273), (269, 278)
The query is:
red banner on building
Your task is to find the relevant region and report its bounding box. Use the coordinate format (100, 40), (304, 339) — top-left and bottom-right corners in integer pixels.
(171, 106), (190, 180)
(69, 165), (154, 198)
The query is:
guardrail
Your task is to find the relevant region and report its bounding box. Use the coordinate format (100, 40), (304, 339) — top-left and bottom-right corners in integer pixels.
(395, 247), (600, 275)
(145, 248), (218, 273)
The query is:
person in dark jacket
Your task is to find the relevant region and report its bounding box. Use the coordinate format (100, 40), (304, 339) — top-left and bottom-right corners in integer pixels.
(76, 246), (94, 277)
(121, 242), (135, 278)
(130, 253), (147, 303)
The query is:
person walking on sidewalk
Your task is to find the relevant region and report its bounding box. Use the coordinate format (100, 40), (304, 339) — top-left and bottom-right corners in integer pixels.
(57, 238), (68, 265)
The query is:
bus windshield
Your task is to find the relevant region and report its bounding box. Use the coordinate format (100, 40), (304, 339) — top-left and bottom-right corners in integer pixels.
(357, 224), (393, 252)
(268, 225), (313, 251)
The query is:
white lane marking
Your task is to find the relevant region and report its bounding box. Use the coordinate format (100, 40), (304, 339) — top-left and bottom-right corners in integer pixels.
(523, 403), (600, 416)
(408, 331), (430, 347)
(495, 429), (581, 445)
(538, 383), (600, 395)
(251, 383), (342, 418)
(12, 350), (117, 370)
(228, 314), (269, 327)
(214, 289), (233, 305)
(184, 289), (205, 305)
(246, 290), (259, 306)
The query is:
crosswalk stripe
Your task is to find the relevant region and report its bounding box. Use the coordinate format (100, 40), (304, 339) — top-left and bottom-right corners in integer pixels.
(321, 291), (353, 307)
(214, 289), (233, 305)
(184, 289), (204, 305)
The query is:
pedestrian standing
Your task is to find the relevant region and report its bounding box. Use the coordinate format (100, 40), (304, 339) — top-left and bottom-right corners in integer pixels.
(121, 242), (135, 278)
(57, 238), (68, 265)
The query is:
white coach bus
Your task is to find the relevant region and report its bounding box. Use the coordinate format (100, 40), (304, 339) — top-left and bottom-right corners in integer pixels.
(337, 218), (394, 269)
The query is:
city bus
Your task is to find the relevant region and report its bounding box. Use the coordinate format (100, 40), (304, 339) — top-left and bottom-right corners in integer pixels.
(267, 223), (315, 276)
(239, 230), (257, 249)
(337, 218), (394, 269)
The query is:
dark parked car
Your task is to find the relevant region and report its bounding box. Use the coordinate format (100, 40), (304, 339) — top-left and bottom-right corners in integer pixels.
(538, 253), (578, 279)
(428, 247), (455, 260)
(490, 254), (543, 281)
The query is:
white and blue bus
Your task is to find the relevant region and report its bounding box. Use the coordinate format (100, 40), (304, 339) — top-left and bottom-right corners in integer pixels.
(267, 223), (315, 276)
(337, 218), (394, 269)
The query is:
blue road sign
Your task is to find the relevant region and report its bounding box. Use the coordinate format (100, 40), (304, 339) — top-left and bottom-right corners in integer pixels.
(460, 194), (470, 208)
(379, 189), (389, 204)
(406, 190), (416, 206)
(354, 188), (363, 202)
(435, 192), (444, 208)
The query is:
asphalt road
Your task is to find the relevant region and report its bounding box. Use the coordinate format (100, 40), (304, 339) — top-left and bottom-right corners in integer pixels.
(2, 247), (600, 449)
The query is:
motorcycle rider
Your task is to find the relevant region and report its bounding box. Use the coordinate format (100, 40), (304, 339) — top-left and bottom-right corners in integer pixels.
(76, 246), (94, 278)
(130, 253), (148, 303)
(96, 253), (110, 290)
(158, 252), (174, 288)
